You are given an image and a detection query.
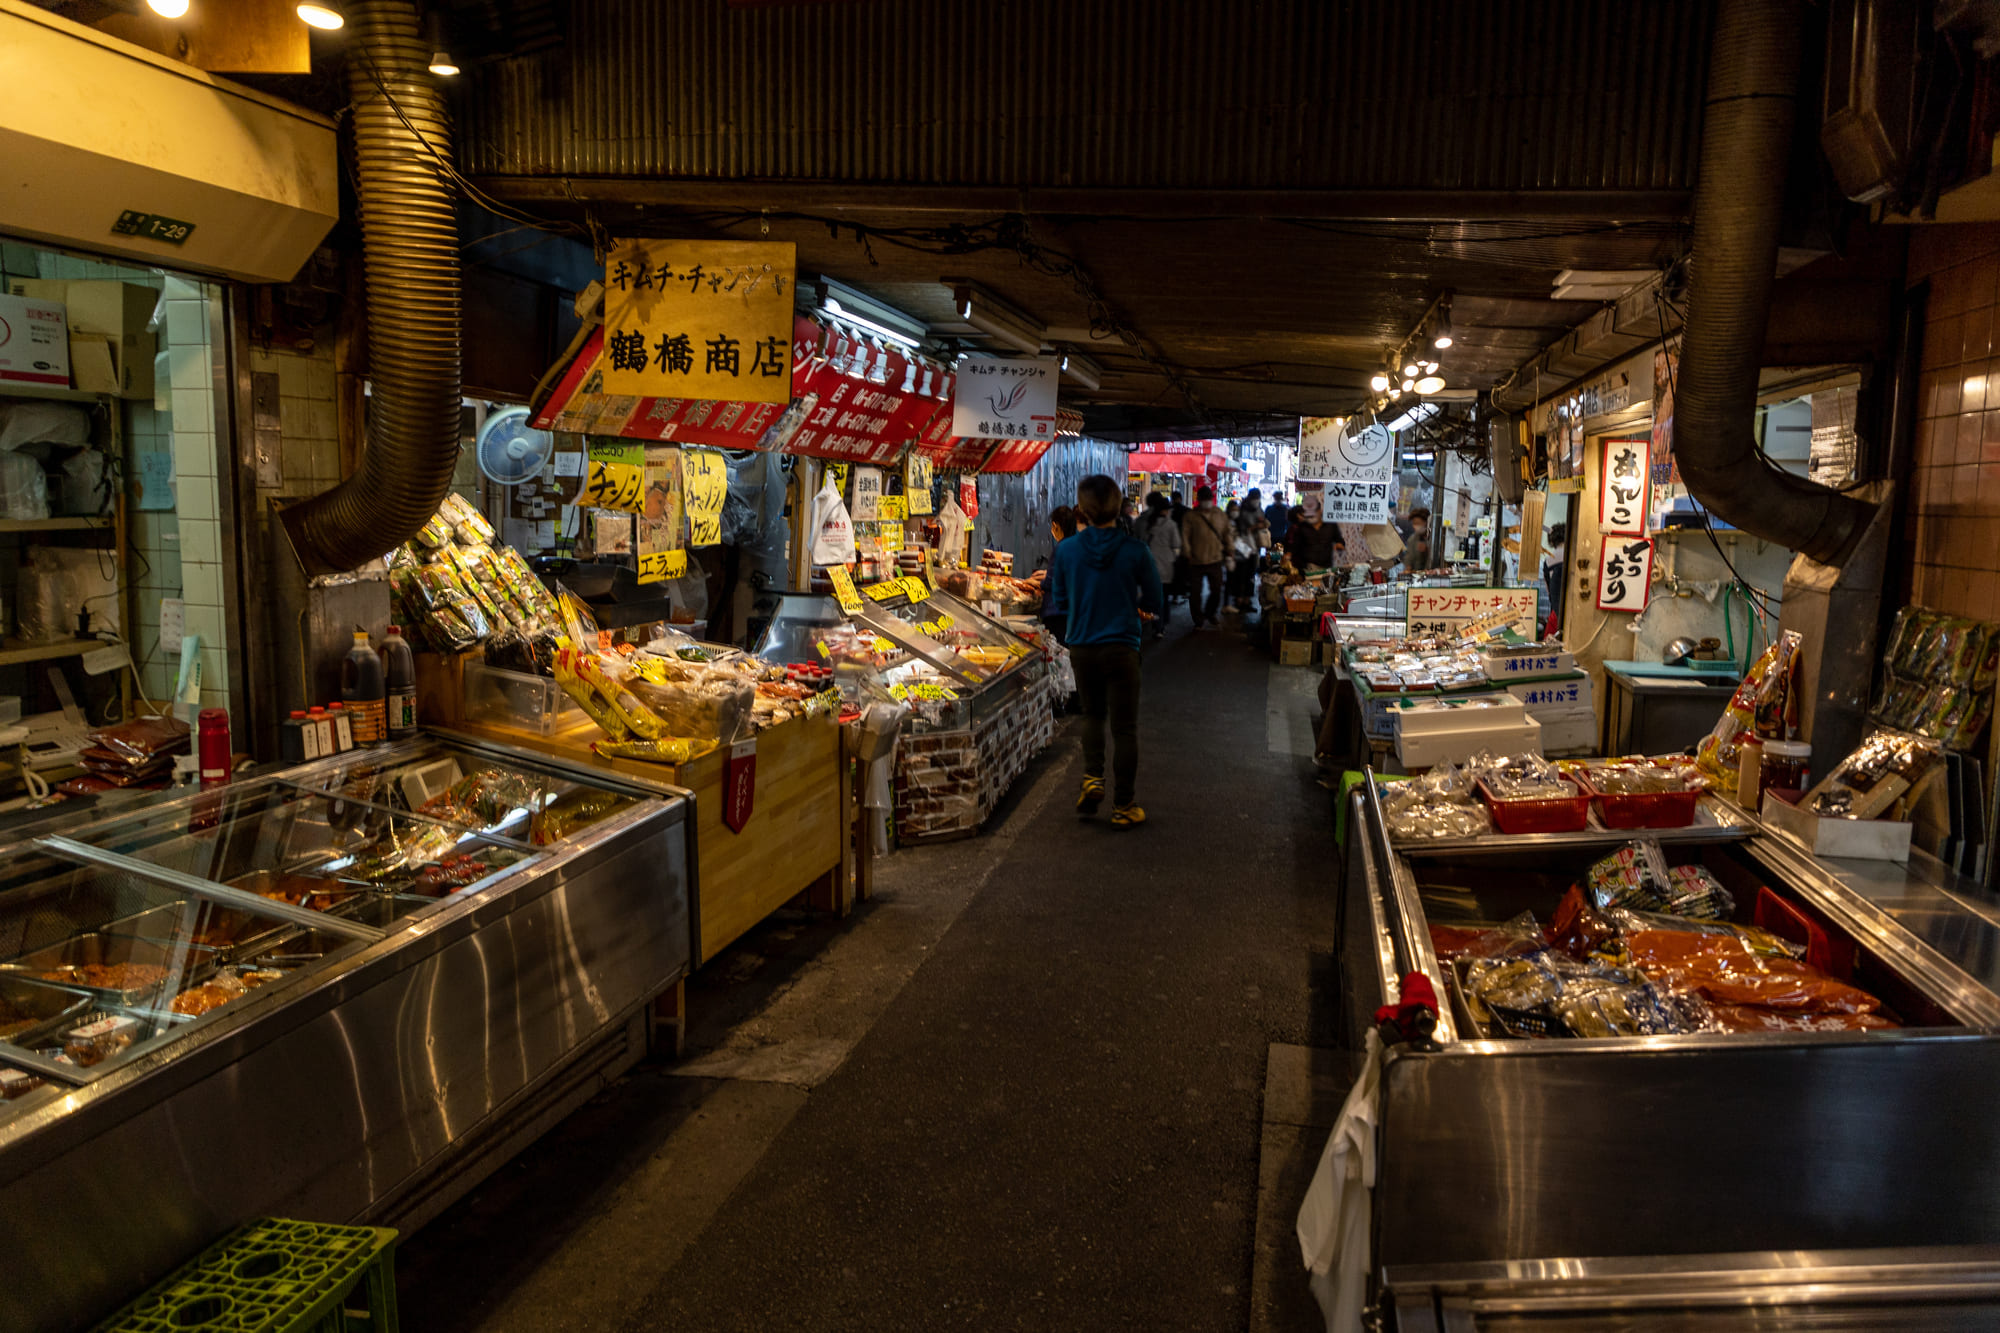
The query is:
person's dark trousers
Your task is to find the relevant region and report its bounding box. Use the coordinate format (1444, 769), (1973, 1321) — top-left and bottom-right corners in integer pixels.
(1190, 562), (1225, 625)
(1071, 643), (1142, 806)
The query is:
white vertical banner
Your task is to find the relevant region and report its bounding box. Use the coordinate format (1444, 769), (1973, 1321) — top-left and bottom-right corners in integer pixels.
(1598, 435), (1651, 535)
(1596, 536), (1654, 612)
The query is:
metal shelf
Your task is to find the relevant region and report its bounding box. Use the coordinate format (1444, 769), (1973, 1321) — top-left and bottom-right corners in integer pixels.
(0, 517), (111, 533)
(0, 383), (103, 405)
(0, 639), (96, 667)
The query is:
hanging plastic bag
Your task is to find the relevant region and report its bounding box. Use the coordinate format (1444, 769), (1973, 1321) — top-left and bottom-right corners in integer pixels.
(0, 453), (49, 521)
(1297, 1029), (1384, 1333)
(809, 474), (856, 567)
(936, 495), (971, 569)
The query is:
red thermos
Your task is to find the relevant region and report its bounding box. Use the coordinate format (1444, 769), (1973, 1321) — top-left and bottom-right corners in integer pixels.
(198, 708), (232, 788)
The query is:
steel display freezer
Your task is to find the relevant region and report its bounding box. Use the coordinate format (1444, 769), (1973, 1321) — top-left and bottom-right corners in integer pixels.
(0, 733), (693, 1333)
(1342, 779), (2000, 1329)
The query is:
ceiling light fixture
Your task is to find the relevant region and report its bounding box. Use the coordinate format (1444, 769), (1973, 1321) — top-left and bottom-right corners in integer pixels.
(943, 279), (1047, 355)
(1415, 374), (1446, 395)
(1369, 370), (1390, 393)
(824, 300), (923, 350)
(1060, 352), (1103, 391)
(148, 0), (190, 16)
(1432, 300), (1454, 349)
(297, 1), (344, 29)
(1402, 359), (1421, 379)
(816, 278), (929, 348)
(423, 11), (458, 74)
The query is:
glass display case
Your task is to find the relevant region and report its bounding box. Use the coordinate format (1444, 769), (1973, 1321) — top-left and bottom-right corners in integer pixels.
(0, 734), (694, 1330)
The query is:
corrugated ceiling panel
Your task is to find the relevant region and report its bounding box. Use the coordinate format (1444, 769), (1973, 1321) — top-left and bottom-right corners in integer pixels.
(458, 0), (1713, 191)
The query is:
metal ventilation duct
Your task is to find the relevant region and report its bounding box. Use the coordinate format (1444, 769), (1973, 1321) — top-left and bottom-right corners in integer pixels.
(281, 0), (462, 576)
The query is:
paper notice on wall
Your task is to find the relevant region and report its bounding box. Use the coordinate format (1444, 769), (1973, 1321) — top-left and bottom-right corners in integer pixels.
(683, 447), (729, 546)
(852, 466), (883, 521)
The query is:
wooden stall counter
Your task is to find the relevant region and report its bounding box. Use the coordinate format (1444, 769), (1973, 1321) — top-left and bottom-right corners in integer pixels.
(450, 713), (848, 965)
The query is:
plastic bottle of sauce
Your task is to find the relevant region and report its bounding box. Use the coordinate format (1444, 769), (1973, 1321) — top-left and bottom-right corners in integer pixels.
(307, 706), (334, 758)
(383, 625), (418, 741)
(326, 701), (356, 753)
(197, 708), (231, 788)
(340, 628), (387, 745)
(1762, 740), (1812, 795)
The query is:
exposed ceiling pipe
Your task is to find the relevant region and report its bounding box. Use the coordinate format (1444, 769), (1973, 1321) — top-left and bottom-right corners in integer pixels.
(281, 0), (462, 576)
(1672, 0), (1875, 564)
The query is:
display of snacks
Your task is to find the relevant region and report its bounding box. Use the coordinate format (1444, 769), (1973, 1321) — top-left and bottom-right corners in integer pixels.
(36, 961), (169, 994)
(1575, 761), (1703, 829)
(1872, 606), (1999, 749)
(1696, 630), (1802, 796)
(169, 968), (283, 1018)
(63, 1014), (140, 1067)
(1802, 730), (1943, 821)
(1585, 840), (1734, 919)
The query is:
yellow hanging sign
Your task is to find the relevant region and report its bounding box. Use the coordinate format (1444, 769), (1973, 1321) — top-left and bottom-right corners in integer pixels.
(877, 521), (904, 552)
(582, 459), (645, 513)
(602, 239), (797, 402)
(637, 548), (689, 583)
(905, 455), (934, 515)
(683, 448), (729, 547)
(877, 494), (908, 521)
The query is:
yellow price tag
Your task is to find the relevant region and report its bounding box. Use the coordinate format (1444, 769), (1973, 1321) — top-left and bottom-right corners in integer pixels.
(826, 462), (849, 495)
(683, 448), (729, 547)
(871, 636), (897, 653)
(877, 494), (908, 521)
(637, 548), (688, 583)
(900, 576), (930, 602)
(583, 460), (645, 513)
(877, 521), (904, 552)
(864, 579), (905, 603)
(828, 565), (864, 615)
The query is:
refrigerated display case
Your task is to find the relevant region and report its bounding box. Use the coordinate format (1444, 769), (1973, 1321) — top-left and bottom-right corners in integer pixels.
(1341, 778), (2000, 1328)
(0, 734), (693, 1333)
(755, 580), (1053, 842)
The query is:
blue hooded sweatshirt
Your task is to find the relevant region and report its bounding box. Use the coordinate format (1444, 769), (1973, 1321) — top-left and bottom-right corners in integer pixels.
(1046, 523), (1164, 648)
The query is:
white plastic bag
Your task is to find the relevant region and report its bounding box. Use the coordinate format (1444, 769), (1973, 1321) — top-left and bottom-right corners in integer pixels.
(1297, 1029), (1384, 1333)
(936, 495), (971, 568)
(60, 449), (111, 516)
(0, 453), (48, 521)
(809, 474), (856, 567)
(0, 402), (89, 453)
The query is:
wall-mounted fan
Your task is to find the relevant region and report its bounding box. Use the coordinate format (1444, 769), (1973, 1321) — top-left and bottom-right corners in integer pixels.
(476, 406), (554, 486)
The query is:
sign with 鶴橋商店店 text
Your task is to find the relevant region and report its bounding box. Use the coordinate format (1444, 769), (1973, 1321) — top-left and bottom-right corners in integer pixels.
(1596, 537), (1654, 613)
(1405, 586), (1540, 638)
(1598, 435), (1651, 535)
(1297, 417), (1393, 523)
(951, 356), (1059, 441)
(602, 239), (797, 402)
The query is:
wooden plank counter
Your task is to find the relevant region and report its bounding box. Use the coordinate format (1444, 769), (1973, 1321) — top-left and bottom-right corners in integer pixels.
(453, 714), (847, 964)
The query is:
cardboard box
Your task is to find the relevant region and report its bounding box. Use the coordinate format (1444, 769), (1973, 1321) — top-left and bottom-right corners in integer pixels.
(5, 281), (156, 398)
(1278, 639), (1313, 667)
(0, 294), (70, 388)
(1761, 790), (1912, 862)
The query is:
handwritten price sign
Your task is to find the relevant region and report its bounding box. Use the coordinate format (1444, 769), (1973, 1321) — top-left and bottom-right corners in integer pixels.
(683, 448), (729, 546)
(636, 548), (688, 583)
(583, 459), (645, 512)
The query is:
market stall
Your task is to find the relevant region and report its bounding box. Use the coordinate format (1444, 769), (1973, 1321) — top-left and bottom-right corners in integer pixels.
(0, 734), (692, 1333)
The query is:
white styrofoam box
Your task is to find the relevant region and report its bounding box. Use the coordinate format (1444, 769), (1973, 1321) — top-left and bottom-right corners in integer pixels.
(0, 295), (69, 387)
(1482, 646), (1578, 678)
(1762, 791), (1912, 862)
(1505, 672), (1593, 711)
(1397, 715), (1543, 770)
(1391, 692), (1526, 737)
(1536, 706), (1598, 753)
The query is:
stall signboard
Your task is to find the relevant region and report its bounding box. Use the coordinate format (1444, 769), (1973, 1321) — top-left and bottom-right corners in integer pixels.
(1406, 586), (1540, 637)
(584, 440), (646, 513)
(877, 494), (908, 521)
(1297, 417), (1394, 523)
(683, 447), (728, 547)
(602, 239), (796, 403)
(952, 355), (1058, 440)
(825, 462), (849, 495)
(783, 328), (950, 463)
(1596, 537), (1654, 612)
(851, 466), (883, 521)
(1599, 435), (1651, 535)
(982, 436), (1058, 474)
(636, 445), (684, 583)
(905, 453), (935, 515)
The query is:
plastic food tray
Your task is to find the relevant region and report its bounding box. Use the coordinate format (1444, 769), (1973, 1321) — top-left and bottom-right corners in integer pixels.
(1576, 769), (1701, 829)
(1475, 776), (1591, 835)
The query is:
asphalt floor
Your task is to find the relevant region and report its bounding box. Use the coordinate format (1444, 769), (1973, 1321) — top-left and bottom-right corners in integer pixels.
(398, 611), (1347, 1331)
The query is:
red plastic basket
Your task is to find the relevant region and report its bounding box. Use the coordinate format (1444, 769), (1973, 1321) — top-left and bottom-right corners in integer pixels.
(1576, 768), (1701, 829)
(1753, 885), (1856, 980)
(1476, 777), (1591, 834)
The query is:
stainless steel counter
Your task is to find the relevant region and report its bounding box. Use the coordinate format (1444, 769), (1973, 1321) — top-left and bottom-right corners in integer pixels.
(0, 735), (694, 1333)
(1344, 783), (2000, 1328)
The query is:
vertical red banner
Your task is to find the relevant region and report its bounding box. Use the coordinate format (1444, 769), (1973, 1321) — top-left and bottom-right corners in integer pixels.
(724, 737), (758, 832)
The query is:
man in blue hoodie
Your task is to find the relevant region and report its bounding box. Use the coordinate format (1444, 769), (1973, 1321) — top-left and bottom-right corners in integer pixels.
(1047, 474), (1164, 828)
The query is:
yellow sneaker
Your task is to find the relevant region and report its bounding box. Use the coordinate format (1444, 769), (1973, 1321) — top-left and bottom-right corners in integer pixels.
(1077, 776), (1105, 816)
(1111, 803), (1147, 829)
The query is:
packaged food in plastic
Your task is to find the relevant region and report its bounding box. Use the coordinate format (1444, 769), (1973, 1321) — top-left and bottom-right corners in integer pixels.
(534, 788), (630, 843)
(1553, 973), (1688, 1038)
(1620, 925), (1884, 1015)
(591, 736), (715, 766)
(551, 640), (631, 740)
(439, 491), (497, 546)
(1702, 1004), (1899, 1033)
(415, 508), (455, 549)
(1804, 730), (1942, 820)
(1695, 630), (1802, 795)
(64, 1015), (139, 1067)
(419, 768), (544, 829)
(1381, 798), (1490, 841)
(570, 650), (667, 739)
(1585, 840), (1735, 919)
(1588, 762), (1688, 795)
(1430, 911), (1547, 962)
(626, 673), (755, 743)
(1474, 752), (1571, 801)
(1546, 885), (1621, 961)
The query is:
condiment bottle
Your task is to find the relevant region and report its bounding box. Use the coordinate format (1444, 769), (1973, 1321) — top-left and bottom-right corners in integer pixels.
(307, 706), (334, 757)
(280, 709), (316, 762)
(326, 701), (356, 752)
(383, 625), (418, 740)
(197, 708), (231, 788)
(1762, 740), (1812, 795)
(340, 628), (387, 745)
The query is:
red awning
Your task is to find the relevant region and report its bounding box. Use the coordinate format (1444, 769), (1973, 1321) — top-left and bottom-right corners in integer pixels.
(979, 437), (1058, 474)
(1129, 452), (1226, 474)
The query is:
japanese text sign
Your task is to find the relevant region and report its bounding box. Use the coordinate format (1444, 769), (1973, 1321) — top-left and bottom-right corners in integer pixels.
(1596, 537), (1654, 612)
(951, 355), (1058, 441)
(683, 448), (729, 547)
(637, 549), (688, 582)
(1297, 418), (1394, 527)
(905, 454), (934, 515)
(1405, 586), (1540, 637)
(851, 466), (882, 521)
(584, 440), (647, 513)
(603, 239), (796, 402)
(636, 445), (683, 581)
(959, 478), (979, 517)
(1598, 434), (1651, 535)
(828, 566), (864, 614)
(877, 494), (908, 521)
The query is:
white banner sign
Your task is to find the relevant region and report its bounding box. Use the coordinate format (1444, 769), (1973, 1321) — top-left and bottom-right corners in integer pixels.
(1297, 417), (1394, 522)
(952, 355), (1059, 440)
(1596, 536), (1654, 613)
(1598, 434), (1651, 535)
(850, 465), (883, 521)
(1406, 586), (1540, 638)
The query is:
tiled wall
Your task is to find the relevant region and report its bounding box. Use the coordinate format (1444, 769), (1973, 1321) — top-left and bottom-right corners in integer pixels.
(1908, 225), (2000, 622)
(0, 243), (230, 715)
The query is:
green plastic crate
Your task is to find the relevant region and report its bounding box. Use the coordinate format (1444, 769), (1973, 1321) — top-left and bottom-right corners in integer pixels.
(92, 1218), (398, 1333)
